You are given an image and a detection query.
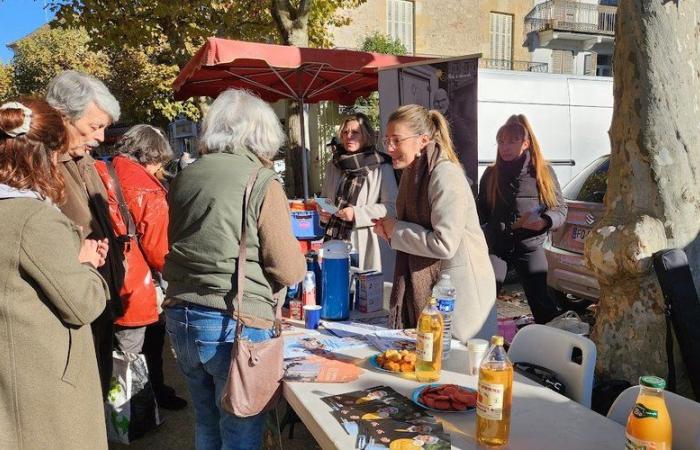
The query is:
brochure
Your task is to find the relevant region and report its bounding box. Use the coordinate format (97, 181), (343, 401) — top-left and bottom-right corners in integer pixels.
(284, 354), (362, 383)
(365, 329), (417, 352)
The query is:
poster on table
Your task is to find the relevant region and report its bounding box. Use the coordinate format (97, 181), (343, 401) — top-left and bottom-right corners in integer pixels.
(378, 55), (480, 195)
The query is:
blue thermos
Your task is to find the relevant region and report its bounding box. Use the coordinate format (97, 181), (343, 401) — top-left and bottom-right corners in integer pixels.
(320, 240), (351, 320)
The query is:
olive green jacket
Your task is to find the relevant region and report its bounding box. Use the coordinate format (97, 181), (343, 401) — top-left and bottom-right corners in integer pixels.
(0, 197), (108, 449)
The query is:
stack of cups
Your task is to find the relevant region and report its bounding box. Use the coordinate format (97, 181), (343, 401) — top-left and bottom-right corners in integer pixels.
(466, 339), (489, 376)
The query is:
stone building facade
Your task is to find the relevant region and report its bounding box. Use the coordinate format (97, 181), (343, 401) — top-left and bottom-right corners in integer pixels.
(331, 0), (535, 65)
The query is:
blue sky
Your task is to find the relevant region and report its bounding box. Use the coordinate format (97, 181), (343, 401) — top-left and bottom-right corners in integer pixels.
(0, 0), (53, 63)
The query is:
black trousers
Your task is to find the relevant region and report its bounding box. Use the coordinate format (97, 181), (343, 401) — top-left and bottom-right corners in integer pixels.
(91, 308), (114, 400)
(490, 245), (560, 324)
(143, 318), (166, 393)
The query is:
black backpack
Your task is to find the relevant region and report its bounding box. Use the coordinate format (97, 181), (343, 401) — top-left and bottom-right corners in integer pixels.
(653, 248), (700, 397)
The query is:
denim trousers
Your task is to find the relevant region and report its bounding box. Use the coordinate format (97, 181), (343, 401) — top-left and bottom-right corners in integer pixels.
(165, 304), (274, 450)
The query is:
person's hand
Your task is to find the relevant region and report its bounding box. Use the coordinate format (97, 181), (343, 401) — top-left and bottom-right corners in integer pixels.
(96, 238), (109, 266)
(373, 218), (388, 241)
(373, 217), (396, 241)
(319, 210), (332, 223)
(79, 239), (105, 268)
(336, 206), (355, 222)
(512, 211), (547, 231)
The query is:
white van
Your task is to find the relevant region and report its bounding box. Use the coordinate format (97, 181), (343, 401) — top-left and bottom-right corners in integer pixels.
(477, 69), (613, 186)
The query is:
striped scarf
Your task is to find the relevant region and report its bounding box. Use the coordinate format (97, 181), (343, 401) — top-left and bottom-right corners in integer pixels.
(324, 145), (389, 241)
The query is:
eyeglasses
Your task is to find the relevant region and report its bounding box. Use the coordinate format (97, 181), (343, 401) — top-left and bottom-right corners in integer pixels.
(382, 134), (421, 150)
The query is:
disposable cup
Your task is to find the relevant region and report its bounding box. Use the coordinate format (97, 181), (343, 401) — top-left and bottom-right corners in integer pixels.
(303, 305), (322, 330)
(466, 339), (489, 375)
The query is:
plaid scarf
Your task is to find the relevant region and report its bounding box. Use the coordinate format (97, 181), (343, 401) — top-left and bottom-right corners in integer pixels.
(324, 145), (390, 241)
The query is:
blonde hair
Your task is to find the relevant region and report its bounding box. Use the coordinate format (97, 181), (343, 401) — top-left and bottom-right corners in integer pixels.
(338, 112), (375, 148)
(387, 104), (459, 164)
(487, 114), (558, 210)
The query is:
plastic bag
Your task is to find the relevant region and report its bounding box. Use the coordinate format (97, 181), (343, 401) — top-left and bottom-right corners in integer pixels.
(546, 311), (590, 336)
(105, 351), (162, 443)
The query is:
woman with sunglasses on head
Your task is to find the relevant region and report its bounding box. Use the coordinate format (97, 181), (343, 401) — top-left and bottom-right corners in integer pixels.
(320, 112), (397, 271)
(374, 105), (497, 342)
(477, 114), (566, 324)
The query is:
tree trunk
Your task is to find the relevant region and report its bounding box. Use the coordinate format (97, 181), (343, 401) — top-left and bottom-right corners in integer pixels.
(585, 0), (700, 396)
(271, 0), (311, 198)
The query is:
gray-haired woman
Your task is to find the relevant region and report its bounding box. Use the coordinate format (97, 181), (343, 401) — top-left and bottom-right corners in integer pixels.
(163, 89), (306, 449)
(95, 124), (187, 409)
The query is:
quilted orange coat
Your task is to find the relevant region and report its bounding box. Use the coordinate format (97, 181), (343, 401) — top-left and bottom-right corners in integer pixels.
(95, 155), (168, 326)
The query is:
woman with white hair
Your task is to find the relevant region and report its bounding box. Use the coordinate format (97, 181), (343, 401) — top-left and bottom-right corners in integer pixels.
(163, 89), (306, 449)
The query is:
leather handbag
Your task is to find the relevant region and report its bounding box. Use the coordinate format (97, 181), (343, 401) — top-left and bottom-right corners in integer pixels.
(220, 167), (284, 418)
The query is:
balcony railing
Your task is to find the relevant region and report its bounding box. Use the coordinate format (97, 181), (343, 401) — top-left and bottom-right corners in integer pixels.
(525, 0), (617, 36)
(479, 59), (549, 73)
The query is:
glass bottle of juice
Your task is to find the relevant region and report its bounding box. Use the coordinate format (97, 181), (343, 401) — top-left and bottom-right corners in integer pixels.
(415, 298), (443, 382)
(625, 376), (672, 449)
(476, 335), (514, 447)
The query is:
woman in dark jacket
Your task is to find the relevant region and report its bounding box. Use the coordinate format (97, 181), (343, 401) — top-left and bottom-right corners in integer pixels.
(477, 114), (567, 324)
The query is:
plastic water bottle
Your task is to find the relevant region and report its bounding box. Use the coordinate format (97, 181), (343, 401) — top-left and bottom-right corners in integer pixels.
(432, 274), (456, 359)
(302, 271), (316, 307)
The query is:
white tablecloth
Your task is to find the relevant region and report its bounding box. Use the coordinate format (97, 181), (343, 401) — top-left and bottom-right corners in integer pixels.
(283, 338), (624, 450)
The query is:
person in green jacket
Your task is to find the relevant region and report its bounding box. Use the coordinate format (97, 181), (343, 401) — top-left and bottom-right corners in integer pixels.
(0, 99), (110, 449)
(163, 89), (306, 450)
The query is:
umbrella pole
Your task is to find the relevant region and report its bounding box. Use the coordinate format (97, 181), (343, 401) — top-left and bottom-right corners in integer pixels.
(298, 100), (310, 200)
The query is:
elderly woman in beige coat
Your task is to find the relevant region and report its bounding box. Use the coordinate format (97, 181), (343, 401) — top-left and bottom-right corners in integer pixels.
(321, 113), (398, 272)
(0, 99), (109, 449)
(374, 105), (497, 341)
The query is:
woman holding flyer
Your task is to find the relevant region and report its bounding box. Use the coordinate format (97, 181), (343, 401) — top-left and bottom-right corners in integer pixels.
(320, 113), (398, 272)
(477, 114), (566, 324)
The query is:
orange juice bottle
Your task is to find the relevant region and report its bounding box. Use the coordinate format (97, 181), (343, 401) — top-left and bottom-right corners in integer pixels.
(625, 376), (672, 449)
(415, 298), (443, 382)
(476, 336), (513, 447)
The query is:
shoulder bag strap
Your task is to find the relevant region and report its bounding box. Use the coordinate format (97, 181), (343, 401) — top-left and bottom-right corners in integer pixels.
(231, 167), (282, 338)
(105, 160), (137, 239)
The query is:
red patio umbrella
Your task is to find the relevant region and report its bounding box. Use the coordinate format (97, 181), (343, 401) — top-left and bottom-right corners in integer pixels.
(173, 38), (428, 199)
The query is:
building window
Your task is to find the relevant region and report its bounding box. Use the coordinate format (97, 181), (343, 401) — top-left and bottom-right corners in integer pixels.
(552, 50), (574, 74)
(490, 12), (513, 69)
(387, 0), (414, 54)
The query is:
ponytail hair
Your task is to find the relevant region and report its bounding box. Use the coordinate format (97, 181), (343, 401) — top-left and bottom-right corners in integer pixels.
(487, 114), (558, 210)
(387, 104), (460, 164)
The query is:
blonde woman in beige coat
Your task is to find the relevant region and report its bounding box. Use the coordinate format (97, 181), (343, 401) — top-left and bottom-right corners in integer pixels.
(374, 105), (497, 342)
(0, 99), (109, 450)
(321, 113), (398, 272)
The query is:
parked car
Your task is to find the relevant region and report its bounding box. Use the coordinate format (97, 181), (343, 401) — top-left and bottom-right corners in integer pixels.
(544, 155), (610, 310)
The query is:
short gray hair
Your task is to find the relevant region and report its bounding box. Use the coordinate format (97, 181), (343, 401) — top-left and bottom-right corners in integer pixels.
(116, 124), (174, 165)
(200, 89), (284, 160)
(46, 70), (121, 122)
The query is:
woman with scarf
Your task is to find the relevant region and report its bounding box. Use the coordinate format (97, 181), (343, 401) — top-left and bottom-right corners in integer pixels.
(373, 105), (497, 341)
(320, 113), (397, 272)
(477, 115), (566, 324)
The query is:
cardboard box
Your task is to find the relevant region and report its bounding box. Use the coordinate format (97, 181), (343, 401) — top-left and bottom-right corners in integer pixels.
(356, 271), (383, 313)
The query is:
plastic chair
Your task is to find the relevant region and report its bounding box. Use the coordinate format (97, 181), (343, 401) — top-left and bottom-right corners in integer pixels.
(607, 386), (700, 449)
(507, 324), (597, 408)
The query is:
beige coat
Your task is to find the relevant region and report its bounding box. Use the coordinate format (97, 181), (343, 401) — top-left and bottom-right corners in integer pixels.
(322, 162), (398, 272)
(0, 198), (109, 450)
(391, 161), (498, 341)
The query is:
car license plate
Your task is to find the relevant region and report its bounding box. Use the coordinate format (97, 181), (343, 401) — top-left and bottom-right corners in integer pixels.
(570, 225), (590, 243)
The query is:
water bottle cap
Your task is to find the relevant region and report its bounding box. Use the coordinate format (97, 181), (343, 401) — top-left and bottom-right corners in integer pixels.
(490, 335), (504, 346)
(639, 376), (666, 390)
(322, 239), (351, 259)
(440, 274), (450, 280)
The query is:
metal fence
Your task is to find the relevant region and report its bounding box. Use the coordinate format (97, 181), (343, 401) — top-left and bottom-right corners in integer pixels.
(479, 59), (549, 73)
(525, 0), (617, 36)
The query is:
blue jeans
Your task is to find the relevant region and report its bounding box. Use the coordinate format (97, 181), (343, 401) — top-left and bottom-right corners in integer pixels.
(165, 304), (274, 450)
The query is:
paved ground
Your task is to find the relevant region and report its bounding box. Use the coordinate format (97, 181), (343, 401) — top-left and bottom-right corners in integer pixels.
(109, 283), (531, 450)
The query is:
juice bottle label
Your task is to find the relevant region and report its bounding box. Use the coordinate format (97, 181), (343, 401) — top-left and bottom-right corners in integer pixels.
(632, 403), (658, 419)
(477, 381), (505, 420)
(624, 433), (668, 450)
(416, 331), (434, 361)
